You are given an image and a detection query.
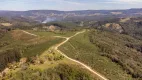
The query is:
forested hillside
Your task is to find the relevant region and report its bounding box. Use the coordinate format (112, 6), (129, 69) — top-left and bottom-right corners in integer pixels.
(59, 30), (142, 80)
(90, 30), (142, 79)
(86, 17), (142, 40)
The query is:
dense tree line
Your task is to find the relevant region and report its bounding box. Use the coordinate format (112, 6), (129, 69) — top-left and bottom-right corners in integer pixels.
(89, 30), (142, 79)
(0, 49), (21, 71)
(120, 21), (142, 40)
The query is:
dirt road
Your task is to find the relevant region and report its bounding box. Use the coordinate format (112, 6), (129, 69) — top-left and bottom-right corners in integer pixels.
(23, 30), (108, 80)
(54, 30), (108, 80)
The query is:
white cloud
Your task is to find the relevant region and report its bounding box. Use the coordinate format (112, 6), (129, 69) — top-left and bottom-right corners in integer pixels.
(103, 0), (142, 4)
(43, 0), (85, 5)
(117, 0), (142, 2)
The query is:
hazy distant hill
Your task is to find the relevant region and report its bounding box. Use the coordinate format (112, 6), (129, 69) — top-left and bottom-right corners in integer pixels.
(1, 8), (142, 22)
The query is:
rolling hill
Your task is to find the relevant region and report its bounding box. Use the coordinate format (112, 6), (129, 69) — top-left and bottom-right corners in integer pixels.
(1, 8), (142, 80)
(59, 29), (142, 80)
(1, 8), (142, 22)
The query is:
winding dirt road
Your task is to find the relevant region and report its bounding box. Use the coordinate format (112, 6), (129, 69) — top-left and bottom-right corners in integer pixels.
(23, 30), (108, 80)
(54, 30), (108, 80)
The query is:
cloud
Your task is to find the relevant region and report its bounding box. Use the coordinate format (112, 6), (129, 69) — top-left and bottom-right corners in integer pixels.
(104, 0), (142, 4)
(117, 0), (142, 2)
(0, 0), (142, 11)
(43, 0), (85, 5)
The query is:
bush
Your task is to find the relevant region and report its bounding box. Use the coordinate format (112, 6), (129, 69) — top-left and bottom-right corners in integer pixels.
(0, 49), (21, 71)
(9, 64), (94, 80)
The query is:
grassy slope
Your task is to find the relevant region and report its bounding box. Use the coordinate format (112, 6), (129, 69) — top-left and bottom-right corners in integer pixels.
(27, 30), (77, 37)
(22, 30), (77, 57)
(0, 30), (64, 57)
(0, 30), (98, 80)
(23, 37), (63, 57)
(2, 41), (97, 80)
(0, 30), (63, 72)
(59, 30), (133, 80)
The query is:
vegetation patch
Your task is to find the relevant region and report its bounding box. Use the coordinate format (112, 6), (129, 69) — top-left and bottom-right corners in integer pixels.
(3, 64), (95, 80)
(59, 30), (135, 80)
(0, 30), (63, 72)
(89, 30), (142, 79)
(1, 48), (96, 80)
(28, 30), (77, 37)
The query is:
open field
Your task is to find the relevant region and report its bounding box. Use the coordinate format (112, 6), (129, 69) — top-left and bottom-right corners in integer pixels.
(0, 30), (64, 57)
(27, 30), (77, 37)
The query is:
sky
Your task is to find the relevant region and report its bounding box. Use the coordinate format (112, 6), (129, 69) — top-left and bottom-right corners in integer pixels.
(0, 0), (142, 11)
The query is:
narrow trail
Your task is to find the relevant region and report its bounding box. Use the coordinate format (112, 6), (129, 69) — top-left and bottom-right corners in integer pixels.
(22, 30), (37, 37)
(54, 30), (108, 80)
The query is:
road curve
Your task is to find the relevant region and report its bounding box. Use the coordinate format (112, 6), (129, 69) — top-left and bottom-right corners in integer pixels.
(54, 30), (108, 80)
(22, 30), (108, 80)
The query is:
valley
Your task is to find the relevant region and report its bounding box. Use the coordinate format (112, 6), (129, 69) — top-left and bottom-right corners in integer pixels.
(0, 8), (142, 80)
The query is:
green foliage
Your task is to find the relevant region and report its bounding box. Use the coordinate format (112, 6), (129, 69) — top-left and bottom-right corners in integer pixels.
(27, 21), (83, 31)
(59, 30), (136, 80)
(46, 52), (64, 61)
(89, 30), (142, 79)
(0, 49), (21, 71)
(7, 64), (94, 80)
(29, 30), (76, 37)
(23, 38), (63, 57)
(120, 20), (142, 40)
(0, 30), (63, 72)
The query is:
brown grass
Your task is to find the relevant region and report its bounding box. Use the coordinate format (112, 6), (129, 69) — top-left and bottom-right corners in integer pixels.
(120, 18), (130, 22)
(11, 30), (36, 41)
(0, 23), (12, 27)
(111, 12), (122, 15)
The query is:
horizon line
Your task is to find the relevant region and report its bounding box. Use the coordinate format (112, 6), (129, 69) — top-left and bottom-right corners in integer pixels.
(0, 8), (142, 12)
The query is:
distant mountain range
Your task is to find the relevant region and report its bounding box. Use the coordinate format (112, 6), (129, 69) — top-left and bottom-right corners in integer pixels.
(1, 8), (142, 22)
